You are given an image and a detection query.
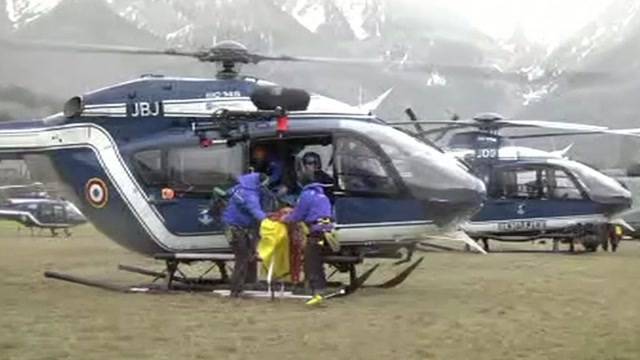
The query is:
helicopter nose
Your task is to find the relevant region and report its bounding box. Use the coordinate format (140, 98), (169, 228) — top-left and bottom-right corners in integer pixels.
(423, 173), (486, 227)
(600, 193), (632, 215)
(399, 158), (486, 226)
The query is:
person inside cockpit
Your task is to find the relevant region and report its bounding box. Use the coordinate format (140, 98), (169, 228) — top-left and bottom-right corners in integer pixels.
(301, 151), (333, 188)
(251, 145), (284, 190)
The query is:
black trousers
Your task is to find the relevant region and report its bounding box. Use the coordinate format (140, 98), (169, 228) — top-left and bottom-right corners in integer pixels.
(305, 233), (327, 291)
(227, 227), (258, 295)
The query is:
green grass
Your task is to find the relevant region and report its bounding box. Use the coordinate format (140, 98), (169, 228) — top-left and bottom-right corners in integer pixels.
(1, 223), (640, 359)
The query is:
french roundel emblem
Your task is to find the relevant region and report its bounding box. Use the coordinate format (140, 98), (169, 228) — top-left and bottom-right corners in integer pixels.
(85, 178), (109, 208)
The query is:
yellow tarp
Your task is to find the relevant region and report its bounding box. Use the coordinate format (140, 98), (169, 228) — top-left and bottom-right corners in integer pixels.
(258, 219), (290, 281)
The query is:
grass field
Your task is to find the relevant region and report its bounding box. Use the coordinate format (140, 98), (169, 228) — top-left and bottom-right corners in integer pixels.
(1, 223), (640, 360)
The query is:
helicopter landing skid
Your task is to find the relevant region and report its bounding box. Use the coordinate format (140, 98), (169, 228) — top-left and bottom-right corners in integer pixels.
(362, 257), (424, 289)
(42, 254), (394, 301)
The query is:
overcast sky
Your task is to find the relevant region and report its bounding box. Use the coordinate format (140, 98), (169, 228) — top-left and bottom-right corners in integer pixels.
(430, 0), (614, 46)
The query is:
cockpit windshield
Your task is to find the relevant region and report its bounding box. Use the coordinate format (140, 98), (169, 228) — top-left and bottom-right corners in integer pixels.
(549, 159), (630, 201)
(65, 202), (86, 221)
(350, 122), (483, 198)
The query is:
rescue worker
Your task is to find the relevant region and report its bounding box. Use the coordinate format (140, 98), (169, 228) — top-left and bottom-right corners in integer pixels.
(222, 172), (268, 298)
(251, 145), (285, 191)
(282, 170), (334, 294)
(301, 151), (333, 187)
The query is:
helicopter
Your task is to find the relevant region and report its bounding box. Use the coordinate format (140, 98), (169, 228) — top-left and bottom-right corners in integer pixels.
(394, 112), (635, 253)
(0, 196), (87, 237)
(0, 39), (487, 299)
(0, 182), (87, 236)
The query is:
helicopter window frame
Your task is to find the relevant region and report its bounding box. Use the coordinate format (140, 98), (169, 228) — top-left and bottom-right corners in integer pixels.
(332, 131), (404, 197)
(166, 144), (244, 193)
(37, 203), (56, 223)
(129, 143), (246, 196)
(489, 164), (587, 201)
(543, 167), (586, 200)
(249, 134), (334, 191)
(52, 204), (67, 222)
(131, 149), (166, 187)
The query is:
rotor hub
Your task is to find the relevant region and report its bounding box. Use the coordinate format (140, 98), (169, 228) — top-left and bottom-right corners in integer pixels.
(472, 112), (504, 123)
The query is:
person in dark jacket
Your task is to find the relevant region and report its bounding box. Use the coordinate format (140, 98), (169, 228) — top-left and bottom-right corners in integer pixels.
(222, 173), (267, 297)
(251, 145), (285, 190)
(301, 152), (333, 187)
(282, 172), (334, 293)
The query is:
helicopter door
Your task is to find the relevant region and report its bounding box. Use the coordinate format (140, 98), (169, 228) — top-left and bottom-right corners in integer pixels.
(484, 165), (594, 226)
(130, 141), (245, 235)
(51, 203), (67, 224)
(36, 203), (55, 224)
(332, 135), (425, 229)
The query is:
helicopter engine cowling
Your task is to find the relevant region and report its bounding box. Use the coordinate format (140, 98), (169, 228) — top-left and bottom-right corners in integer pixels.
(250, 86), (310, 111)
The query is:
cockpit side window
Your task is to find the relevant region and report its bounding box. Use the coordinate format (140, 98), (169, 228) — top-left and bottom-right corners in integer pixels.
(489, 168), (543, 199)
(544, 168), (583, 200)
(132, 149), (166, 186)
(52, 204), (66, 221)
(334, 136), (398, 195)
(131, 145), (244, 194)
(490, 166), (584, 200)
(167, 145), (243, 193)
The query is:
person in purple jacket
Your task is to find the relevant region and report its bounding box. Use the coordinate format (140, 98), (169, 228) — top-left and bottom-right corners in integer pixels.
(282, 171), (334, 293)
(222, 172), (268, 297)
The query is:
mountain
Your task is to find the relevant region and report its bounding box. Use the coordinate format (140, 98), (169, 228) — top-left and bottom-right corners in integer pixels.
(1, 0), (168, 94)
(105, 0), (320, 53)
(0, 0), (517, 120)
(0, 0), (10, 33)
(4, 0), (61, 29)
(275, 0), (385, 41)
(517, 0), (640, 168)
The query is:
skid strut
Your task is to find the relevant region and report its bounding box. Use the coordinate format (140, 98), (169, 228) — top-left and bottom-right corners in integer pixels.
(43, 251), (423, 300)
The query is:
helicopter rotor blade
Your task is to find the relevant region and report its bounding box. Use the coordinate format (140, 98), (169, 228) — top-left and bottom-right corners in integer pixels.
(250, 54), (532, 80)
(392, 119), (614, 132)
(506, 131), (613, 139)
(2, 38), (620, 87)
(0, 38), (204, 58)
(390, 120), (475, 127)
(496, 119), (609, 132)
(277, 55), (620, 87)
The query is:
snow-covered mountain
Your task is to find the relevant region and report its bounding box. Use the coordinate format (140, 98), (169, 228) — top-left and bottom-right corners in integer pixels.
(275, 0), (385, 40)
(503, 0), (640, 106)
(4, 0), (61, 28)
(517, 0), (640, 168)
(3, 0), (385, 43)
(548, 0), (640, 70)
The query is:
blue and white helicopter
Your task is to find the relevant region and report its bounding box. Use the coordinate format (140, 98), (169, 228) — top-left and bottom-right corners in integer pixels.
(396, 112), (635, 253)
(0, 183), (87, 236)
(0, 40), (486, 297)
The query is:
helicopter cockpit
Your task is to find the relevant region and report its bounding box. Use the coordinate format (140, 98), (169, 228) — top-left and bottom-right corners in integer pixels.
(486, 158), (631, 214)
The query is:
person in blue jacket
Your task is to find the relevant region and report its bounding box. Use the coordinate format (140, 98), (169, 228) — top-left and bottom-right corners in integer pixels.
(222, 172), (268, 297)
(282, 171), (334, 294)
(251, 145), (285, 190)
